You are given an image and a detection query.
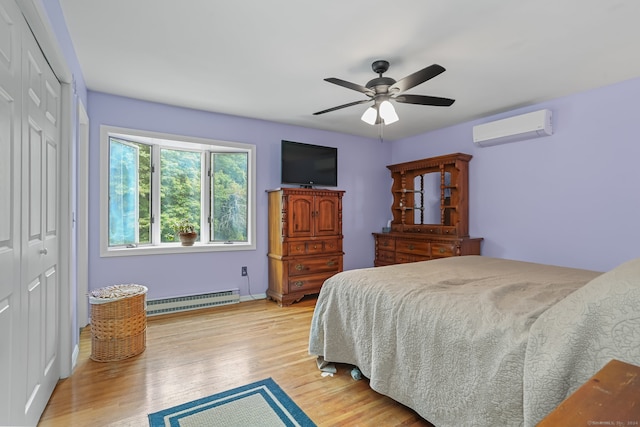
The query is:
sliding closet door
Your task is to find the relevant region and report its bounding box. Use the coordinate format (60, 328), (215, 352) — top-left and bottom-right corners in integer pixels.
(0, 0), (23, 424)
(18, 15), (62, 426)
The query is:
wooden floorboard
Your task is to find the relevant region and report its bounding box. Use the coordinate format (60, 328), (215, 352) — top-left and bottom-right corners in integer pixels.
(39, 297), (433, 426)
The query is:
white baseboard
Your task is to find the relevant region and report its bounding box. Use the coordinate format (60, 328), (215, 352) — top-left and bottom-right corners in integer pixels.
(71, 344), (80, 372)
(240, 293), (267, 302)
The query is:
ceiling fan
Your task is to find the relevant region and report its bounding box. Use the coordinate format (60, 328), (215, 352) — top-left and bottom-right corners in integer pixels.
(313, 60), (455, 125)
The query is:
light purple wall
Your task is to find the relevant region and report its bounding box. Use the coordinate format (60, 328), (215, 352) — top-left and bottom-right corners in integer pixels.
(87, 92), (391, 299)
(392, 78), (640, 272)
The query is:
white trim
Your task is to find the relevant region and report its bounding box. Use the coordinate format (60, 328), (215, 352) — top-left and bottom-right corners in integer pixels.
(58, 81), (74, 378)
(240, 294), (267, 302)
(76, 99), (89, 327)
(99, 125), (257, 257)
(17, 0), (72, 83)
(102, 242), (257, 257)
(71, 344), (79, 370)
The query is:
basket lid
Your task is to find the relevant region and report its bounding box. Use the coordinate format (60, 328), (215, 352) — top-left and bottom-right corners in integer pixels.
(89, 284), (148, 304)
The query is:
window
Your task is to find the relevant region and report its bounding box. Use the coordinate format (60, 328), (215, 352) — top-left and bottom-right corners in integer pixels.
(100, 126), (256, 257)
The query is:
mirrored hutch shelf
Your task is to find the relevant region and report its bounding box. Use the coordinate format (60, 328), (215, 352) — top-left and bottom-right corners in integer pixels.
(373, 152), (483, 266)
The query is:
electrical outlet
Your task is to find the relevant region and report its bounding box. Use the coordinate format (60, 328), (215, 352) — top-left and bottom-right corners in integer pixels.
(241, 266), (248, 276)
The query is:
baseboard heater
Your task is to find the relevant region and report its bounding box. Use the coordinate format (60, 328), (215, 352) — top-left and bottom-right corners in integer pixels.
(146, 289), (240, 316)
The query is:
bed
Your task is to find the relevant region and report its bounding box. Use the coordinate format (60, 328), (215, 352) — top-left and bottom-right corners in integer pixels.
(308, 255), (640, 427)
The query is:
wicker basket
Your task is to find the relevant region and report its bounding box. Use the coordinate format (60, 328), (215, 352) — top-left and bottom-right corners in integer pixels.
(89, 284), (148, 362)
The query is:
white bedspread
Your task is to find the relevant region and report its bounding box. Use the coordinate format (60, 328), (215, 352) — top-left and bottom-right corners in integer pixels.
(308, 256), (619, 426)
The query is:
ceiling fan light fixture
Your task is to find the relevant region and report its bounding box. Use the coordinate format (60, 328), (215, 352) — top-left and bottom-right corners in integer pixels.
(379, 100), (399, 125)
(361, 106), (378, 125)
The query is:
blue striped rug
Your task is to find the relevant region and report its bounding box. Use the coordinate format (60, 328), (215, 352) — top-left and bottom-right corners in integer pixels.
(148, 378), (316, 427)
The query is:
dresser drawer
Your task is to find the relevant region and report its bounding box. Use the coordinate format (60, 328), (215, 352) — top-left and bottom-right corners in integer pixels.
(376, 250), (395, 264)
(396, 239), (430, 256)
(288, 242), (307, 255)
(431, 243), (456, 258)
(288, 239), (341, 255)
(396, 252), (431, 264)
(395, 252), (430, 264)
(305, 241), (323, 254)
(288, 271), (336, 293)
(306, 238), (340, 255)
(377, 236), (396, 251)
(321, 239), (340, 253)
(288, 257), (341, 276)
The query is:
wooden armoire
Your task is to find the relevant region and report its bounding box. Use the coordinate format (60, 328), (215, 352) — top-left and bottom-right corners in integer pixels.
(267, 188), (344, 306)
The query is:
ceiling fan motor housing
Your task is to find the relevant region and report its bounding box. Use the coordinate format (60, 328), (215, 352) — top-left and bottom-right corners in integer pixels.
(366, 76), (396, 93)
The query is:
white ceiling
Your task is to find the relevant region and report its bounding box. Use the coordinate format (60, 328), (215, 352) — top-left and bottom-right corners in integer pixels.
(58, 0), (640, 141)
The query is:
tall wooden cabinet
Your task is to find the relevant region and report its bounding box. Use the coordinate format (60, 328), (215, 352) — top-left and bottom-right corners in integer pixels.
(267, 188), (344, 306)
(373, 153), (482, 266)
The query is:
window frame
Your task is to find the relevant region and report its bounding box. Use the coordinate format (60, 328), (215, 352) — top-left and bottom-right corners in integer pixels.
(100, 125), (256, 257)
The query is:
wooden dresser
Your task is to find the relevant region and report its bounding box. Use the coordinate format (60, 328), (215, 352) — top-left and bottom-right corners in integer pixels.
(374, 153), (482, 266)
(267, 188), (344, 306)
(373, 232), (482, 265)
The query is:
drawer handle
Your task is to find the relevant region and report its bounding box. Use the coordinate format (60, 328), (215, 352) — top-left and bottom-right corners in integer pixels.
(294, 281), (304, 287)
(313, 244), (318, 249)
(295, 264), (304, 271)
(408, 244), (415, 250)
(326, 260), (336, 267)
(439, 247), (446, 254)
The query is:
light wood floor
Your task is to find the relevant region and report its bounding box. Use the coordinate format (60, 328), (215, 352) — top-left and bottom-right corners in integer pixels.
(39, 297), (433, 426)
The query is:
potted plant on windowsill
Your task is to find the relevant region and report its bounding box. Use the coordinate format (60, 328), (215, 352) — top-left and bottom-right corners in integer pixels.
(173, 220), (198, 246)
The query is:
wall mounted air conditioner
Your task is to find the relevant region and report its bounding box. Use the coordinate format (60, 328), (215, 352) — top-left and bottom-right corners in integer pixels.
(472, 109), (553, 147)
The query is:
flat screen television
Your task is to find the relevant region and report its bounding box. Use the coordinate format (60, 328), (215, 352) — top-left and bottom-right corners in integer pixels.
(281, 140), (338, 187)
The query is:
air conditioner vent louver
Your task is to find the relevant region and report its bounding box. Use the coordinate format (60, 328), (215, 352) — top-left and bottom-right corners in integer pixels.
(473, 109), (553, 147)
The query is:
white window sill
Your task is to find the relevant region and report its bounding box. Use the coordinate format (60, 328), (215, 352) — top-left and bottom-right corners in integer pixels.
(100, 242), (256, 258)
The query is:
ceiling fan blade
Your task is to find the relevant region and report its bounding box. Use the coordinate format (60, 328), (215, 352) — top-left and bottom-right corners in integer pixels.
(395, 94), (455, 107)
(390, 64), (446, 93)
(313, 99), (371, 115)
(324, 78), (375, 96)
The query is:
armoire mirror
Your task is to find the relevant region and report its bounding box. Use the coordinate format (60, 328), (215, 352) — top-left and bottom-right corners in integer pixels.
(413, 171), (452, 225)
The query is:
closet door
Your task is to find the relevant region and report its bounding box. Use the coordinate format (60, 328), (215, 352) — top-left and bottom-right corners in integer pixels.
(18, 17), (62, 426)
(0, 0), (22, 424)
(0, 1), (62, 424)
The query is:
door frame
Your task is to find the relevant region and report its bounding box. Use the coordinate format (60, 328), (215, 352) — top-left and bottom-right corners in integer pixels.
(76, 99), (89, 329)
(18, 0), (75, 377)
